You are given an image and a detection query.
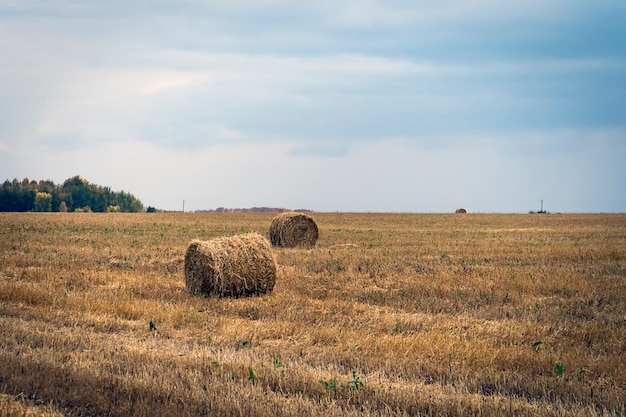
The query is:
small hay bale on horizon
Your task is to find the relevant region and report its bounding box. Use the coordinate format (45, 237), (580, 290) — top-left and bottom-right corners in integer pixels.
(269, 212), (319, 248)
(184, 232), (277, 297)
(455, 208), (468, 214)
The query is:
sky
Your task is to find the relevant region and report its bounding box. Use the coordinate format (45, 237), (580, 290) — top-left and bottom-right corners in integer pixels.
(1, 1), (625, 213)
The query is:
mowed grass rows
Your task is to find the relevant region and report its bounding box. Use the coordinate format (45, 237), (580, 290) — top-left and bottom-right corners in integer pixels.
(0, 212), (624, 416)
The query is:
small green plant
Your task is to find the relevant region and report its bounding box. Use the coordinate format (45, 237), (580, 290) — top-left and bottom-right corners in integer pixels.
(348, 369), (364, 391)
(149, 320), (157, 331)
(555, 363), (566, 376)
(319, 378), (337, 395)
(248, 367), (256, 382)
(532, 341), (542, 352)
(273, 358), (285, 376)
(239, 340), (250, 348)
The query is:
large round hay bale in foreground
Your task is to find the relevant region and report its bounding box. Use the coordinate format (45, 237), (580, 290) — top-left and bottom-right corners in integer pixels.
(455, 208), (468, 214)
(269, 212), (319, 248)
(184, 233), (277, 297)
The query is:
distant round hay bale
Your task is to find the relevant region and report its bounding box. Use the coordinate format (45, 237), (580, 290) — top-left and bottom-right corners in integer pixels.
(269, 212), (319, 248)
(455, 208), (468, 214)
(184, 233), (277, 297)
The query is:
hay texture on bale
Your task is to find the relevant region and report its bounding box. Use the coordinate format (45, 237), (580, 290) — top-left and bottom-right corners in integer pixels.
(184, 233), (277, 297)
(455, 208), (468, 214)
(269, 212), (319, 248)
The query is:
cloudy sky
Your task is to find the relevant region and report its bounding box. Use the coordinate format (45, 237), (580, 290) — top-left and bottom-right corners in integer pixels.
(1, 1), (625, 212)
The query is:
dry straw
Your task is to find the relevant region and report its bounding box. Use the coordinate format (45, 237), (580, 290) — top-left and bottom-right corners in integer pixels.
(269, 212), (319, 248)
(184, 232), (277, 297)
(455, 208), (468, 214)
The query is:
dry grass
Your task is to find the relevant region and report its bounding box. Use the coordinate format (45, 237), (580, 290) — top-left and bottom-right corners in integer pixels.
(0, 393), (63, 417)
(0, 212), (624, 416)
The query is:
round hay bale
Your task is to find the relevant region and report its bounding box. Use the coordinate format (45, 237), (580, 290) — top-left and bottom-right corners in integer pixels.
(269, 212), (319, 248)
(455, 208), (468, 214)
(184, 232), (277, 297)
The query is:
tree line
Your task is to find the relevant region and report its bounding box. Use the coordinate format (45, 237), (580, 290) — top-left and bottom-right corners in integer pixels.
(0, 176), (145, 213)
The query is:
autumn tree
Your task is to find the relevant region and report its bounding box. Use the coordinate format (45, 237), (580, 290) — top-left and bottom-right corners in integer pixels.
(33, 192), (52, 212)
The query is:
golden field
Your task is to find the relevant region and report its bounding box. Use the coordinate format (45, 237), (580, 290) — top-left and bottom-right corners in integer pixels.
(0, 212), (624, 416)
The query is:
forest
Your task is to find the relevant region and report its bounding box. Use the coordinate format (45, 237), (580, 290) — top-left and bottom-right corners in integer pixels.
(0, 176), (145, 213)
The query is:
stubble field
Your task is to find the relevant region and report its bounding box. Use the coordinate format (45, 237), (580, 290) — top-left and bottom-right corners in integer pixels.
(0, 212), (624, 416)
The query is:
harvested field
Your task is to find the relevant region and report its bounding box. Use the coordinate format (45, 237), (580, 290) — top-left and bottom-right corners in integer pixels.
(0, 212), (624, 416)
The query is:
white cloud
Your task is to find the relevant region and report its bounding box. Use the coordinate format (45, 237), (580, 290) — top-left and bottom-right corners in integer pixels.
(7, 37), (620, 150)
